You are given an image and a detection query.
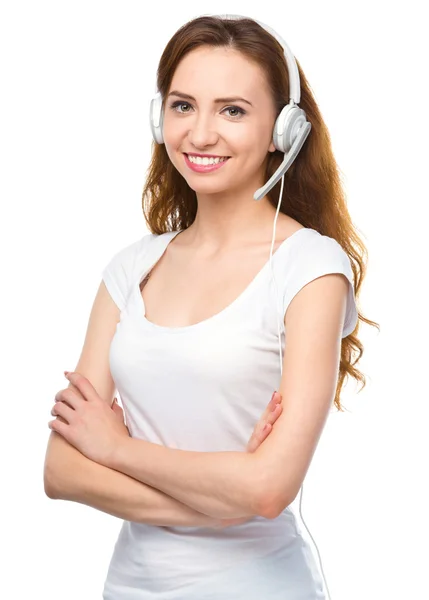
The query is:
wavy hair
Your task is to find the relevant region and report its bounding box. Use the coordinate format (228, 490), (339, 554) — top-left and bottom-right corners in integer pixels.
(141, 15), (379, 411)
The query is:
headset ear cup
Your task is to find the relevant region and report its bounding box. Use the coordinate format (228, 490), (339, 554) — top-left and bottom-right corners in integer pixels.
(273, 105), (308, 154)
(157, 106), (164, 145)
(149, 92), (164, 144)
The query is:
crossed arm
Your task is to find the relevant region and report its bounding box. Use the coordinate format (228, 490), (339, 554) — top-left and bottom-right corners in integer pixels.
(44, 431), (239, 527)
(44, 388), (278, 525)
(107, 436), (266, 520)
(96, 272), (347, 524)
(45, 271), (347, 526)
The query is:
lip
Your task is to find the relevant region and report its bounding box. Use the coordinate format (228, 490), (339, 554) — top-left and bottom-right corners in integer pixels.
(184, 153), (230, 173)
(185, 153), (230, 158)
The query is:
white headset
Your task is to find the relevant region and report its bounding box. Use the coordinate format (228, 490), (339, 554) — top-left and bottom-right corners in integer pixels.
(149, 13), (331, 600)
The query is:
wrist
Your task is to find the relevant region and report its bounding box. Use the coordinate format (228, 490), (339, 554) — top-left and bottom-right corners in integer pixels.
(106, 435), (134, 471)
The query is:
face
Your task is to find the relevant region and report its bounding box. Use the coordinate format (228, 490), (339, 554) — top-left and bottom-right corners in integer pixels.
(162, 46), (277, 198)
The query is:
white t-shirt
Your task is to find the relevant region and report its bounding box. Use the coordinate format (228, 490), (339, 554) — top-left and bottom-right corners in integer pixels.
(100, 227), (358, 600)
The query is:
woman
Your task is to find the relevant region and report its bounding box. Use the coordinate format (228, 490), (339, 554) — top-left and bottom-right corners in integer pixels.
(44, 14), (377, 600)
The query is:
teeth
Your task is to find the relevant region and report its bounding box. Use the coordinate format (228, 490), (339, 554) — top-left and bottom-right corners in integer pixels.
(188, 155), (228, 165)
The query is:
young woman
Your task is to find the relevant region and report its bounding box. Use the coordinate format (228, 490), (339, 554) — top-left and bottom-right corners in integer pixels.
(44, 14), (377, 600)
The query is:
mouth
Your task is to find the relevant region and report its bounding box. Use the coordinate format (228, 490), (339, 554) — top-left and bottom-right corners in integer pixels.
(183, 153), (231, 159)
(183, 153), (231, 173)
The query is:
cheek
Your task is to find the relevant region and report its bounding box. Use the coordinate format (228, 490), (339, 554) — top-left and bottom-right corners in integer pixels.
(163, 137), (184, 166)
(162, 114), (186, 142)
(164, 133), (187, 163)
(228, 127), (262, 154)
(164, 144), (175, 163)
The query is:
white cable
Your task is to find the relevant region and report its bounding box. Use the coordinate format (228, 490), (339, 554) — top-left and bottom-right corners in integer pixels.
(269, 167), (333, 600)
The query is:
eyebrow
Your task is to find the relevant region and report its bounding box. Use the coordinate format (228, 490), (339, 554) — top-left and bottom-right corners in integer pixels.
(167, 90), (253, 107)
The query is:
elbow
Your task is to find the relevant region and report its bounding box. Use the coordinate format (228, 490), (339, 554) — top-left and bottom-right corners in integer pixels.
(246, 455), (292, 519)
(254, 477), (295, 520)
(250, 459), (298, 519)
(44, 484), (57, 500)
(43, 431), (78, 500)
(44, 462), (59, 499)
(44, 474), (58, 499)
(248, 470), (283, 520)
(257, 494), (282, 520)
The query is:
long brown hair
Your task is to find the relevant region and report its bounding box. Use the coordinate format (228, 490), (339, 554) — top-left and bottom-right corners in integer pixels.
(142, 15), (379, 411)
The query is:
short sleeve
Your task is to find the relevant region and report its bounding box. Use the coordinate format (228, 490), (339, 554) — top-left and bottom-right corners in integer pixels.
(282, 232), (358, 338)
(101, 234), (152, 311)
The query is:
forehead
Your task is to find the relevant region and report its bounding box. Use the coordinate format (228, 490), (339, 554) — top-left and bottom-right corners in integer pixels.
(169, 47), (268, 103)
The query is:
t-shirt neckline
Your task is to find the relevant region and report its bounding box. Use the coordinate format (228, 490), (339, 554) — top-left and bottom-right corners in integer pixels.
(134, 227), (312, 334)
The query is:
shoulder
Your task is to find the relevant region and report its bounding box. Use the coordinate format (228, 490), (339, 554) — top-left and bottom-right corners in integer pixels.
(105, 232), (158, 268)
(280, 228), (357, 337)
(105, 229), (181, 263)
(288, 228), (351, 272)
(101, 232), (157, 310)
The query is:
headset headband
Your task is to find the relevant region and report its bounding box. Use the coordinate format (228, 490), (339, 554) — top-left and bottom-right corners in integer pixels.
(213, 13), (301, 104)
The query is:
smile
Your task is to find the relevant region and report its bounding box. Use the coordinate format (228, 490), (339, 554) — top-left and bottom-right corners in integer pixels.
(184, 153), (230, 173)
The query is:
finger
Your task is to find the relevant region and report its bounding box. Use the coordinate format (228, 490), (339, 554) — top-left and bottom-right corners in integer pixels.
(247, 420), (267, 452)
(63, 374), (86, 398)
(51, 400), (75, 423)
(255, 396), (282, 441)
(267, 401), (283, 425)
(251, 393), (282, 439)
(55, 386), (85, 402)
(64, 371), (99, 403)
(247, 394), (283, 453)
(262, 422), (272, 437)
(263, 391), (282, 422)
(48, 418), (67, 435)
(247, 422), (271, 453)
(248, 402), (283, 452)
(268, 391), (279, 411)
(112, 403), (124, 418)
(51, 400), (74, 417)
(55, 387), (85, 409)
(249, 420), (272, 451)
(270, 391), (282, 408)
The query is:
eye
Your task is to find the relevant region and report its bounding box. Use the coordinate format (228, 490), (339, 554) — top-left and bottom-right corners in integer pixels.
(169, 101), (192, 114)
(168, 101), (246, 120)
(224, 106), (245, 119)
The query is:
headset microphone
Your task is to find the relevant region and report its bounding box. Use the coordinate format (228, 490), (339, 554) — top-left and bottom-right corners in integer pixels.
(253, 119), (311, 201)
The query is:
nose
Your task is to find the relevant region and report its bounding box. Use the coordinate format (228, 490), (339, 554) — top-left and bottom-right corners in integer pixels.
(187, 113), (219, 149)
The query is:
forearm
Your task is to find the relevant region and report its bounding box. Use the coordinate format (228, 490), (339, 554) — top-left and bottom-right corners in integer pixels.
(44, 432), (221, 527)
(108, 438), (264, 520)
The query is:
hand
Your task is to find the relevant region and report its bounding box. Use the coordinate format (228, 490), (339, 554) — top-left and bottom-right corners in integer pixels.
(215, 391), (283, 529)
(111, 398), (132, 437)
(246, 390), (283, 453)
(48, 371), (131, 465)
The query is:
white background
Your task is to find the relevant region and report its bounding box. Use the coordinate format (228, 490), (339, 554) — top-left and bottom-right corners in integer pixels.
(1, 1), (427, 599)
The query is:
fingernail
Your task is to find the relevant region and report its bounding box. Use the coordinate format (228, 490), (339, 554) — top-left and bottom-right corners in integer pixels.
(271, 401), (280, 412)
(64, 371), (70, 377)
(271, 391), (277, 402)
